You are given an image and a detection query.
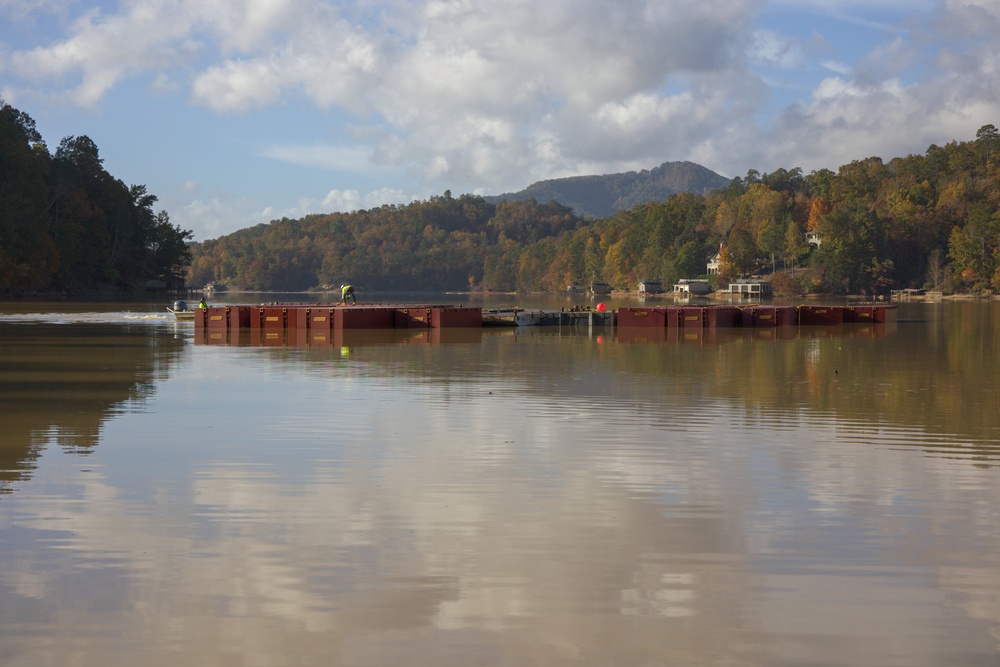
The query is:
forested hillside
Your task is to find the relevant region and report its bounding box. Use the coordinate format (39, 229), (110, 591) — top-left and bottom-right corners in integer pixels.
(189, 126), (1000, 296)
(486, 160), (730, 218)
(0, 102), (192, 295)
(189, 196), (583, 292)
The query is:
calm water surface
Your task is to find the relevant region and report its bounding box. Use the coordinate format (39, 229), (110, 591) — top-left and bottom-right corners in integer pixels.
(1, 298), (998, 666)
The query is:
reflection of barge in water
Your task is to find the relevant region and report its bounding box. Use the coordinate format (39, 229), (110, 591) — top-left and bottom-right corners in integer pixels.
(482, 308), (615, 327)
(193, 303), (896, 333)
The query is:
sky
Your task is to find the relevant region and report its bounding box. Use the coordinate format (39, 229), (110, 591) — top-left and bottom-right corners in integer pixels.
(2, 0), (999, 242)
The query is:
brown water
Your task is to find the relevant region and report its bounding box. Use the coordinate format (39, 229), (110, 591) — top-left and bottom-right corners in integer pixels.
(1, 299), (998, 666)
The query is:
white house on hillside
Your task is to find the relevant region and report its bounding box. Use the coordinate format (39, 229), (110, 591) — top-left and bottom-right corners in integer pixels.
(707, 249), (722, 275)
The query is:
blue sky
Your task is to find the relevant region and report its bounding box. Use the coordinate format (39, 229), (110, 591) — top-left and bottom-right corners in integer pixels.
(2, 0), (998, 241)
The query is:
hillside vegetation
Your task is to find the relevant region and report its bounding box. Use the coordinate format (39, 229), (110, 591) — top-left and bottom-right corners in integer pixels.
(189, 126), (1000, 296)
(0, 102), (192, 296)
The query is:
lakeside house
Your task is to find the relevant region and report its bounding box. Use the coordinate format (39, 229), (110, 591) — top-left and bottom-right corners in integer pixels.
(144, 273), (186, 295)
(673, 279), (712, 295)
(725, 278), (772, 297)
(707, 249), (722, 275)
(638, 279), (665, 294)
(589, 281), (612, 295)
(890, 288), (943, 301)
(204, 282), (228, 294)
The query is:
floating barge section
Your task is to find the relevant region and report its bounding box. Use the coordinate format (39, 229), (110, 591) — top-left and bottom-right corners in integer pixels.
(482, 308), (615, 327)
(195, 303), (895, 332)
(614, 304), (896, 327)
(195, 303), (483, 334)
(453, 304), (894, 329)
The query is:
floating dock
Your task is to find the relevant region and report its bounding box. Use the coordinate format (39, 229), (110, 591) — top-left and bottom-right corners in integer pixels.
(481, 307), (615, 327)
(194, 303), (895, 332)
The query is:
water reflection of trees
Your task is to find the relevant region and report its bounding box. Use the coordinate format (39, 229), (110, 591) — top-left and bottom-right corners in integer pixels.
(257, 305), (998, 461)
(0, 324), (185, 493)
(602, 320), (995, 459)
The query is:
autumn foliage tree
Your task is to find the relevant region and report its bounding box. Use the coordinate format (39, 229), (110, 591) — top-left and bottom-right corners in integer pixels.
(806, 198), (831, 231)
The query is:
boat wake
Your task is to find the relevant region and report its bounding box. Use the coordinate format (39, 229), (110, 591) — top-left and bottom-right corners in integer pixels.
(0, 311), (176, 325)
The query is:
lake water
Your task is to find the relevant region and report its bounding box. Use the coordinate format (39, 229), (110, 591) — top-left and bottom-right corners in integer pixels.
(1, 297), (999, 666)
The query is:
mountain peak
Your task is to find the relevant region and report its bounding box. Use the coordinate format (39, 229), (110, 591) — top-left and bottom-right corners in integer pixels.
(486, 161), (730, 218)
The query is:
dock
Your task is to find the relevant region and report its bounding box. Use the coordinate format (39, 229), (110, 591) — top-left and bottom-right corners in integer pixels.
(481, 308), (615, 327)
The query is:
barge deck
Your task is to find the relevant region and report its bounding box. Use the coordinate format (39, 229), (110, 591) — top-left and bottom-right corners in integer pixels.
(193, 303), (895, 332)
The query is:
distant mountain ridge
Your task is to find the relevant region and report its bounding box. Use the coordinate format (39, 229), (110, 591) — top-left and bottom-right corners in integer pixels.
(485, 160), (731, 219)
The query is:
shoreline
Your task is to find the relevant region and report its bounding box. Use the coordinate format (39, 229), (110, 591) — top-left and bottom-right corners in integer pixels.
(3, 287), (998, 302)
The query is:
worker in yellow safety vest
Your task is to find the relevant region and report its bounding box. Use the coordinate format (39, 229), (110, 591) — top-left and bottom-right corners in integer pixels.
(198, 297), (208, 309)
(340, 284), (356, 305)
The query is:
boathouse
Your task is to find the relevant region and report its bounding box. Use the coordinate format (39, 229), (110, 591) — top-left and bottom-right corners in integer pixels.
(890, 288), (925, 299)
(725, 279), (772, 297)
(673, 279), (712, 295)
(590, 281), (612, 295)
(638, 280), (664, 294)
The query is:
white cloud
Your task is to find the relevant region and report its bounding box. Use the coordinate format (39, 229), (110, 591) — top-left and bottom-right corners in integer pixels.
(191, 57), (284, 112)
(320, 187), (415, 213)
(260, 143), (377, 172)
(750, 29), (805, 68)
(319, 188), (362, 212)
(943, 0), (1000, 22)
(7, 2), (198, 108)
(148, 72), (179, 95)
(181, 196), (255, 241)
(856, 35), (918, 82)
(822, 60), (852, 75)
(595, 92), (690, 128)
(190, 0), (299, 54)
(189, 10), (380, 113)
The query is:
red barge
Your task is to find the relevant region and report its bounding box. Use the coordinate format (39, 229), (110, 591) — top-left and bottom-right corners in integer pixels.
(194, 303), (896, 333)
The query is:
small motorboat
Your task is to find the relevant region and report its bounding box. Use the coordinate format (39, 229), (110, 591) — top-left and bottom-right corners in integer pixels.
(167, 299), (195, 320)
(481, 308), (542, 327)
